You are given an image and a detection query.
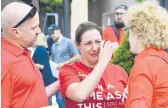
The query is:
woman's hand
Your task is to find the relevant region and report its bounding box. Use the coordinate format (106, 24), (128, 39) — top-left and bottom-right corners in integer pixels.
(35, 64), (44, 70)
(98, 41), (116, 66)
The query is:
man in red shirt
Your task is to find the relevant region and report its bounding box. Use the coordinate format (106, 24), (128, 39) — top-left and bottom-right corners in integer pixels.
(1, 2), (59, 108)
(103, 5), (128, 46)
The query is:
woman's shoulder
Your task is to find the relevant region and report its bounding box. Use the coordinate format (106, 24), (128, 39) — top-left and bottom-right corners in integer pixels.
(35, 46), (47, 52)
(59, 62), (81, 78)
(60, 62), (80, 72)
(106, 63), (127, 76)
(107, 63), (125, 71)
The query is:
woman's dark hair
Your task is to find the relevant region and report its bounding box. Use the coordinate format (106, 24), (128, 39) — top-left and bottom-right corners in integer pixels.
(75, 21), (102, 45)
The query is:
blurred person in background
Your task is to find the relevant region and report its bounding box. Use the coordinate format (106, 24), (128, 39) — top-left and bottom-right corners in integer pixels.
(46, 24), (55, 59)
(103, 5), (128, 47)
(50, 24), (80, 108)
(33, 33), (57, 87)
(32, 33), (59, 106)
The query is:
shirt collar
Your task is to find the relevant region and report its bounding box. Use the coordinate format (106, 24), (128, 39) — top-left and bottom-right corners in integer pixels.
(77, 61), (94, 73)
(135, 47), (164, 62)
(2, 37), (31, 56)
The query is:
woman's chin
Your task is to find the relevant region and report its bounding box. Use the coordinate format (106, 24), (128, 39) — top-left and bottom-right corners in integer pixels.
(91, 58), (98, 64)
(130, 48), (138, 55)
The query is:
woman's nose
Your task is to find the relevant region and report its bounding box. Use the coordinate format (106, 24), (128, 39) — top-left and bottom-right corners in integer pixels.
(92, 43), (98, 51)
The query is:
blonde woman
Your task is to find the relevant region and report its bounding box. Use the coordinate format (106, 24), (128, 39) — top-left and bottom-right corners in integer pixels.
(33, 33), (57, 87)
(124, 2), (168, 108)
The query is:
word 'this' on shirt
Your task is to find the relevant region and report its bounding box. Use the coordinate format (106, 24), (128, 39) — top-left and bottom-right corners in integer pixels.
(59, 61), (128, 108)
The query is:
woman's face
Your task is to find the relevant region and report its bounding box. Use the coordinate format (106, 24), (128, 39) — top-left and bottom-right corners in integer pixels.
(129, 30), (142, 54)
(78, 29), (102, 66)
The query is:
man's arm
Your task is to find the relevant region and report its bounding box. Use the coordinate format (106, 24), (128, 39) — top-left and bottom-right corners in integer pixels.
(58, 40), (81, 68)
(58, 54), (80, 69)
(64, 54), (80, 64)
(2, 65), (14, 108)
(65, 40), (81, 64)
(35, 64), (44, 70)
(45, 80), (60, 98)
(67, 39), (81, 64)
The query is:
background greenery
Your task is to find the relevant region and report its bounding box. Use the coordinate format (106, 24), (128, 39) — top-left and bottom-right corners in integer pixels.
(111, 37), (136, 75)
(40, 0), (63, 12)
(112, 0), (163, 75)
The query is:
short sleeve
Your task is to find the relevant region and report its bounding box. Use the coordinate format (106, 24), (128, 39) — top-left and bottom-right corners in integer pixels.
(118, 65), (128, 87)
(59, 64), (81, 97)
(68, 40), (79, 56)
(1, 65), (14, 107)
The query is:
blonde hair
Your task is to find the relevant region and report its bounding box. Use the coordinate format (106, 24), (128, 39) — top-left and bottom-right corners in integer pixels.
(125, 1), (168, 49)
(35, 33), (48, 48)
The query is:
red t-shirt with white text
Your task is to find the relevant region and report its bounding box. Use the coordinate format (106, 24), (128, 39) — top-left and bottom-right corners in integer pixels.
(59, 61), (128, 108)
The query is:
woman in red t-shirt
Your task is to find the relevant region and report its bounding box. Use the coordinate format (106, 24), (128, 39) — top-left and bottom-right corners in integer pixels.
(59, 22), (128, 108)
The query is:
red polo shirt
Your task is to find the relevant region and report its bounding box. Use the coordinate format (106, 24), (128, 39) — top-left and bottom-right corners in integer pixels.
(59, 61), (128, 108)
(1, 38), (48, 108)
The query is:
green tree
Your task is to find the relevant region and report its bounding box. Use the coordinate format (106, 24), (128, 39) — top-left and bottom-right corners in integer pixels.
(136, 0), (158, 3)
(111, 37), (136, 75)
(40, 0), (63, 12)
(136, 0), (146, 2)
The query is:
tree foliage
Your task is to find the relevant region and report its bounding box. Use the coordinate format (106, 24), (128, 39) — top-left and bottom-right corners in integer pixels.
(40, 0), (63, 12)
(136, 0), (158, 3)
(111, 37), (136, 75)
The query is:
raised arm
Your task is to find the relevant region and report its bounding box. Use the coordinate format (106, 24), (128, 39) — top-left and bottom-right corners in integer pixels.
(60, 41), (115, 102)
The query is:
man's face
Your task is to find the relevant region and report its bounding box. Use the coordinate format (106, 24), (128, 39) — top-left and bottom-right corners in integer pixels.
(114, 8), (127, 28)
(16, 12), (41, 48)
(51, 29), (61, 41)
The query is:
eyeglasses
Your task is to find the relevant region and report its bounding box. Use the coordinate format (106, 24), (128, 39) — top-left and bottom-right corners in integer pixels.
(114, 12), (125, 16)
(123, 26), (133, 31)
(13, 4), (37, 28)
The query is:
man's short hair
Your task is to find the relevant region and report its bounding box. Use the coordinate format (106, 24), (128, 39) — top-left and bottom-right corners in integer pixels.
(114, 5), (128, 12)
(47, 24), (60, 34)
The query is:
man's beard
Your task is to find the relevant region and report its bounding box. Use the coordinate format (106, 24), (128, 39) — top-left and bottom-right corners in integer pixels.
(29, 42), (35, 48)
(114, 21), (125, 29)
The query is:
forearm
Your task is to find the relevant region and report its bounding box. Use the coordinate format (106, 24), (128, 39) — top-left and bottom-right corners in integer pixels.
(67, 62), (107, 102)
(64, 54), (80, 64)
(35, 64), (44, 70)
(66, 41), (114, 102)
(45, 80), (60, 98)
